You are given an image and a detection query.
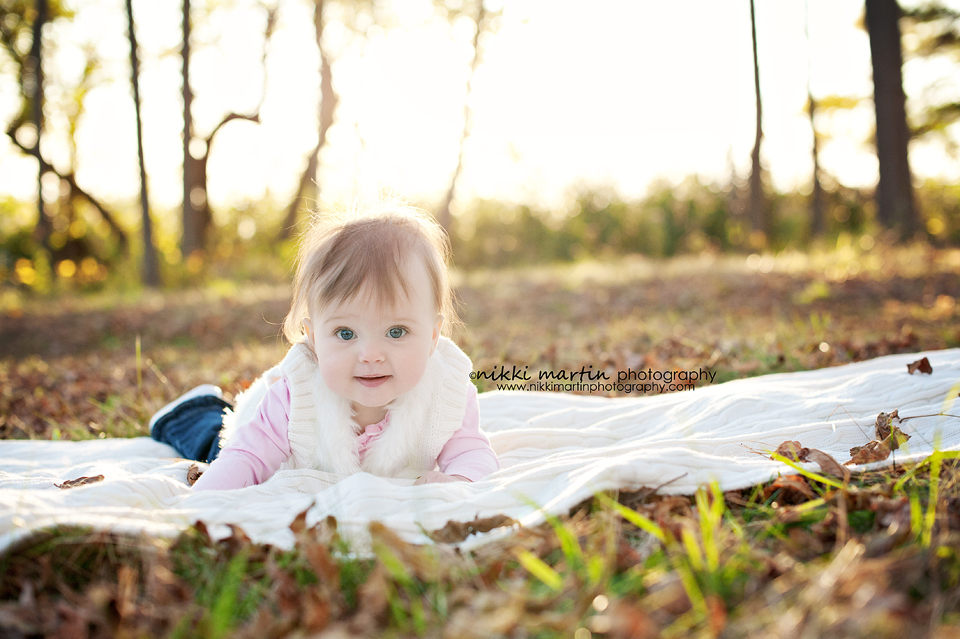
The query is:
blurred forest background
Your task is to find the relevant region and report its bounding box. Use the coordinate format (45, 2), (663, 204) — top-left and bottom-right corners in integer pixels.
(0, 0), (959, 296)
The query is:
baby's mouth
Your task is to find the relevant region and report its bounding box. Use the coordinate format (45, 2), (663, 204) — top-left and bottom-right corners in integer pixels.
(356, 375), (391, 388)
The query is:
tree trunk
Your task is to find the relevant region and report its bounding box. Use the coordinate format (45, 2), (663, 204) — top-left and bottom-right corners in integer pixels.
(437, 0), (486, 235)
(865, 0), (918, 239)
(126, 0), (160, 287)
(279, 0), (337, 241)
(748, 0), (767, 243)
(181, 0), (201, 258)
(28, 0), (49, 249)
(805, 1), (825, 239)
(808, 94), (825, 238)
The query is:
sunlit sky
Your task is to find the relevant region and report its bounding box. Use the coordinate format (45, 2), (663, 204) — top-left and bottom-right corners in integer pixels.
(0, 0), (958, 219)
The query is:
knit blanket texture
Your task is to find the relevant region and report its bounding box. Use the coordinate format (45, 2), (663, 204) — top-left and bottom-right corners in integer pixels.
(2, 348), (958, 553)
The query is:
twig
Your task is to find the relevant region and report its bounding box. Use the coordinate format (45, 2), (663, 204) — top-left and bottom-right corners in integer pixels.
(898, 413), (960, 422)
(825, 404), (869, 438)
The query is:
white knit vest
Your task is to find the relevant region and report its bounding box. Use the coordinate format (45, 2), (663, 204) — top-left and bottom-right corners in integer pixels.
(220, 336), (473, 479)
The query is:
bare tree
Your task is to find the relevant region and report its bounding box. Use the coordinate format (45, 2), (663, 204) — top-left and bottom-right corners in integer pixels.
(436, 0), (487, 234)
(805, 0), (825, 239)
(279, 0), (338, 242)
(865, 0), (918, 239)
(181, 0), (200, 258)
(2, 4), (129, 255)
(126, 0), (160, 286)
(748, 0), (768, 243)
(180, 0), (267, 259)
(26, 0), (50, 249)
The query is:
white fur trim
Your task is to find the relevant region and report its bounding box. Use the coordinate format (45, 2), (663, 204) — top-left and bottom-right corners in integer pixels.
(221, 337), (472, 478)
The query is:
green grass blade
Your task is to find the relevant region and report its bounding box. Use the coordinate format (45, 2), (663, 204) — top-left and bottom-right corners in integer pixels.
(923, 451), (943, 547)
(208, 551), (247, 639)
(681, 527), (704, 572)
(544, 512), (584, 571)
(514, 549), (563, 591)
(669, 554), (708, 620)
(596, 493), (667, 543)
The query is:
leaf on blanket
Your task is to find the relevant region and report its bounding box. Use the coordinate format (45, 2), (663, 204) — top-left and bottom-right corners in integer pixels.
(773, 441), (809, 462)
(847, 440), (891, 466)
(771, 442), (849, 481)
(54, 474), (104, 489)
(289, 508), (310, 534)
(806, 449), (850, 482)
(875, 409), (899, 442)
(427, 514), (518, 544)
(875, 410), (910, 450)
(907, 357), (933, 375)
(186, 464), (203, 486)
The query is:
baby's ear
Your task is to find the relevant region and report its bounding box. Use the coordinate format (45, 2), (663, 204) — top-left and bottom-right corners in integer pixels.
(302, 317), (313, 341)
(429, 313), (443, 355)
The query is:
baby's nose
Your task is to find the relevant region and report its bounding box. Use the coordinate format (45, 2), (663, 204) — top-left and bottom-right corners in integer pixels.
(358, 340), (386, 362)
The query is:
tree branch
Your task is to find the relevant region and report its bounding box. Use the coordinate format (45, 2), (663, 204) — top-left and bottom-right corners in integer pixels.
(5, 124), (129, 251)
(202, 112), (260, 146)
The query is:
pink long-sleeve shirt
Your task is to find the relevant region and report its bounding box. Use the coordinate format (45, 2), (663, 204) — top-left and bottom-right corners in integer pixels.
(193, 380), (498, 490)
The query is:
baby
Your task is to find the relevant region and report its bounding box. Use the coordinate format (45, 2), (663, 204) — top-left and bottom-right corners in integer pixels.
(149, 199), (499, 489)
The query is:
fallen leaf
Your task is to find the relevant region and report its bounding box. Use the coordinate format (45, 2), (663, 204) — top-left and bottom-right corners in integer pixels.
(875, 410), (910, 450)
(289, 508), (310, 534)
(707, 595), (727, 636)
(604, 599), (660, 639)
(874, 410), (899, 441)
(186, 464), (203, 486)
(847, 440), (891, 465)
(807, 449), (851, 482)
(764, 474), (815, 504)
(774, 441), (810, 462)
(54, 474), (104, 489)
(907, 357), (933, 375)
(885, 426), (911, 451)
(428, 514), (517, 543)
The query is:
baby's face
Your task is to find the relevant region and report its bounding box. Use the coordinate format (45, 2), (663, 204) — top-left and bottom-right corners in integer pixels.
(304, 258), (442, 426)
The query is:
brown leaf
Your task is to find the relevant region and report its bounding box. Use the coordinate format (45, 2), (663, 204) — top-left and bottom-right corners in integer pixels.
(875, 410), (910, 450)
(707, 595), (728, 636)
(907, 357), (933, 375)
(807, 449), (851, 482)
(773, 441), (809, 462)
(349, 565), (390, 635)
(427, 514), (517, 543)
(764, 474), (815, 504)
(186, 464), (203, 486)
(289, 508), (310, 535)
(874, 409), (900, 441)
(604, 599), (660, 639)
(886, 426), (911, 451)
(847, 440), (891, 465)
(55, 474), (104, 489)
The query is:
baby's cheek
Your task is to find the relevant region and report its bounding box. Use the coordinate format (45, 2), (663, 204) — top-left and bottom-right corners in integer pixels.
(400, 352), (430, 385)
(316, 356), (348, 393)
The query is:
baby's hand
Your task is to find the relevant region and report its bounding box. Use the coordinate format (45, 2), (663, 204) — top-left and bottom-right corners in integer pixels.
(414, 471), (470, 485)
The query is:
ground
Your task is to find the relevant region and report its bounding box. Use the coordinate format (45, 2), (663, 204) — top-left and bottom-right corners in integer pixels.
(1, 243), (959, 638)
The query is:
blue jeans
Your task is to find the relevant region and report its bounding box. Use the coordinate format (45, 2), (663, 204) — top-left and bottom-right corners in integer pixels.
(150, 395), (232, 463)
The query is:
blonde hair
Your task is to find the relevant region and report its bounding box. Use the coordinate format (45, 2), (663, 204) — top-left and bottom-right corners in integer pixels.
(282, 198), (459, 344)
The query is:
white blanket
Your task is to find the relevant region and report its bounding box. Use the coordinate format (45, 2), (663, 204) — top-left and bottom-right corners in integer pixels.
(2, 349), (958, 553)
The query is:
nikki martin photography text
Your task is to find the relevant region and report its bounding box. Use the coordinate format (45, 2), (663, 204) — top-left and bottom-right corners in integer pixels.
(470, 364), (718, 395)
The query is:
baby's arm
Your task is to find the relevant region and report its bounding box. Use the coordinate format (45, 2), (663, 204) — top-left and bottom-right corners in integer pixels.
(193, 379), (293, 491)
(417, 385), (498, 484)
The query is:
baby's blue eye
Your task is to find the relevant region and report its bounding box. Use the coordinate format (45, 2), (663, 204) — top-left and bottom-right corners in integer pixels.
(336, 328), (355, 341)
(388, 327), (406, 339)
